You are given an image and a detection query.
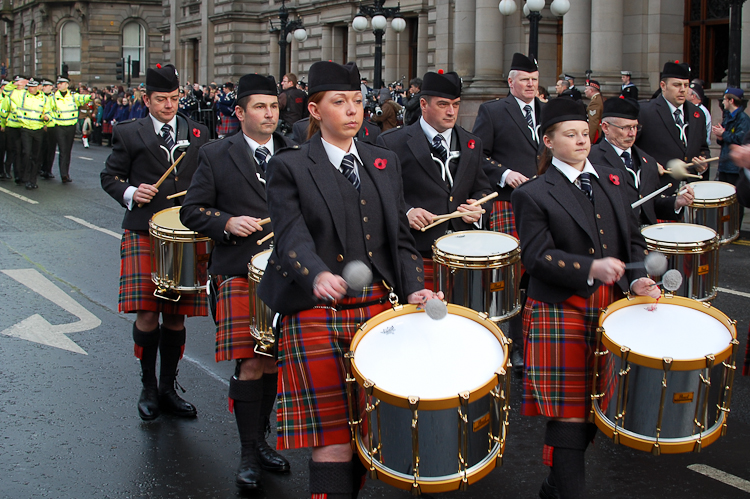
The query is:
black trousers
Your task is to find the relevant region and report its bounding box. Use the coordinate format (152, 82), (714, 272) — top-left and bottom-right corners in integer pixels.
(54, 125), (76, 178)
(5, 126), (21, 180)
(0, 128), (6, 175)
(20, 128), (44, 184)
(40, 127), (57, 175)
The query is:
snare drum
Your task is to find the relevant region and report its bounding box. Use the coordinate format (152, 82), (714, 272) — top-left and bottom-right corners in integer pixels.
(432, 231), (521, 322)
(149, 207), (213, 301)
(346, 304), (510, 494)
(592, 296), (738, 454)
(685, 181), (739, 245)
(640, 223), (719, 301)
(247, 250), (275, 357)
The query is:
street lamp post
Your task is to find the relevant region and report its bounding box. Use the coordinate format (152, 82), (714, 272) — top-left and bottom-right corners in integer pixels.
(727, 0), (747, 88)
(269, 0), (308, 82)
(351, 1), (406, 89)
(499, 0), (569, 62)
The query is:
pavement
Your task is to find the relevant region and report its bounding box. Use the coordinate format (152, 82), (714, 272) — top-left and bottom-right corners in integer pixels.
(0, 142), (749, 498)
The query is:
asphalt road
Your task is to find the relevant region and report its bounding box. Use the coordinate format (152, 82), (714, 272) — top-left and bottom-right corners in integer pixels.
(1, 142), (749, 499)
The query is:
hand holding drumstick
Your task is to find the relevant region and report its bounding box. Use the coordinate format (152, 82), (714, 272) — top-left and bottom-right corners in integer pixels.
(420, 192), (498, 232)
(225, 216), (270, 238)
(136, 152), (187, 208)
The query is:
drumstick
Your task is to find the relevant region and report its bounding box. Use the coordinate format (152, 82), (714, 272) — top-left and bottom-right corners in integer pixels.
(683, 156), (719, 168)
(137, 151), (187, 208)
(256, 231), (274, 245)
(420, 191), (498, 232)
(258, 217), (271, 226)
(631, 183), (672, 209)
(431, 209), (486, 222)
(167, 190), (187, 200)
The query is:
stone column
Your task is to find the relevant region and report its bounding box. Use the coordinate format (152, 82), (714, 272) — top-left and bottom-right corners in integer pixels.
(453, 0), (476, 79)
(417, 12), (428, 77)
(383, 21), (398, 84)
(742, 4), (750, 86)
(472, 0), (504, 89)
(169, 0), (177, 66)
(321, 24), (333, 62)
(290, 38), (299, 75)
(269, 34), (280, 82)
(348, 27), (358, 73)
(590, 0), (623, 82)
(561, 0), (591, 77)
(434, 0), (453, 69)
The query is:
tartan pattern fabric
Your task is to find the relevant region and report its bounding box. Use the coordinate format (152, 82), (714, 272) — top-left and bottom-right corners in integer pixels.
(118, 230), (207, 316)
(276, 284), (390, 450)
(215, 275), (258, 362)
(744, 323), (749, 376)
(489, 200), (519, 240)
(422, 257), (435, 292)
(521, 285), (618, 419)
(102, 122), (113, 135)
(217, 115), (240, 136)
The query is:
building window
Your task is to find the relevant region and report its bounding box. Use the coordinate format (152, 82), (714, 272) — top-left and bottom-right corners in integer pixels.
(60, 21), (81, 74)
(122, 22), (145, 68)
(684, 0), (730, 85)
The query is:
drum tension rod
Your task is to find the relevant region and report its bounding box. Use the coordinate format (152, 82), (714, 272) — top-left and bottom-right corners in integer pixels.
(653, 357), (673, 456)
(457, 391), (470, 491)
(718, 339), (740, 437)
(364, 380), (380, 476)
(613, 346), (632, 445)
(343, 352), (361, 442)
(693, 354), (715, 452)
(408, 396), (421, 497)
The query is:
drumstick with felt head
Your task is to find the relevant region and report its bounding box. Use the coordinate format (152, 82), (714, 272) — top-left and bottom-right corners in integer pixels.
(665, 158), (718, 180)
(256, 231), (274, 246)
(137, 151), (187, 208)
(420, 191), (498, 232)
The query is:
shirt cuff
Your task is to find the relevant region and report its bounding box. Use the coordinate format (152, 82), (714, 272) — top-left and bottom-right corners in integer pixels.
(124, 186), (137, 210)
(499, 169), (512, 188)
(587, 276), (594, 286)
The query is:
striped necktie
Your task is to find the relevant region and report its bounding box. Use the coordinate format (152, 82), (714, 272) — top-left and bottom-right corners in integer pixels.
(161, 124), (175, 149)
(432, 134), (448, 164)
(255, 146), (270, 173)
(340, 154), (360, 192)
(579, 172), (593, 202)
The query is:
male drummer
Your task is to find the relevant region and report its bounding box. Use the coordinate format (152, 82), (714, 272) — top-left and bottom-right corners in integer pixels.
(376, 70), (491, 289)
(180, 74), (295, 491)
(100, 64), (209, 421)
(589, 97), (694, 225)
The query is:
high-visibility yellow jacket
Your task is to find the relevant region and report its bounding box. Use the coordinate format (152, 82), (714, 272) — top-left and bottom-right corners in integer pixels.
(1, 85), (21, 128)
(1, 89), (52, 130)
(43, 92), (56, 128)
(52, 90), (91, 127)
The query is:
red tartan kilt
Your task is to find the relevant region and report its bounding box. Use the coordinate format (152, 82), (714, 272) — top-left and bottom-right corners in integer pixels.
(118, 230), (207, 316)
(422, 257), (434, 292)
(521, 285), (617, 420)
(102, 122), (113, 134)
(276, 284), (390, 450)
(216, 115), (239, 136)
(215, 276), (259, 362)
(489, 200), (519, 240)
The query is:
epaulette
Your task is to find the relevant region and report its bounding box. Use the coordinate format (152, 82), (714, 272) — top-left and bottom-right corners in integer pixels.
(275, 143), (302, 155)
(113, 118), (138, 128)
(378, 126), (402, 138)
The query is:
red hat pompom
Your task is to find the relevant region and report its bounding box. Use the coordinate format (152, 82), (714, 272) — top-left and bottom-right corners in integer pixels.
(156, 63), (162, 69)
(674, 60), (679, 64)
(438, 69), (444, 74)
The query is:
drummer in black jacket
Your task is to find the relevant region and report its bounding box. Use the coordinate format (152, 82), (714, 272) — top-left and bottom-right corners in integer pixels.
(100, 64), (209, 421)
(257, 61), (439, 499)
(180, 74), (295, 492)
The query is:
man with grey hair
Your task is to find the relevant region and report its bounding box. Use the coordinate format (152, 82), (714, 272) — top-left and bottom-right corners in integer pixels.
(472, 52), (543, 372)
(687, 82), (711, 146)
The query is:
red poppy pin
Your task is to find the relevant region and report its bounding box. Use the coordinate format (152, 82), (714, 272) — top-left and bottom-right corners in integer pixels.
(642, 157), (647, 164)
(192, 128), (200, 138)
(467, 139), (475, 149)
(374, 158), (387, 170)
(694, 111), (700, 119)
(364, 127), (369, 136)
(609, 174), (620, 185)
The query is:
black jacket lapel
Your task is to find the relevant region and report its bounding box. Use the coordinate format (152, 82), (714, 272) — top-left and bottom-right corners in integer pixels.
(228, 134), (267, 201)
(405, 123), (450, 193)
(546, 167), (597, 243)
(307, 135), (348, 247)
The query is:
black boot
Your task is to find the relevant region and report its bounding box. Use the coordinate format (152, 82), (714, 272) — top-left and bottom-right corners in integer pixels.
(158, 326), (197, 418)
(133, 324), (160, 421)
(544, 421), (593, 499)
(309, 459), (353, 499)
(351, 454), (368, 498)
(257, 373), (290, 473)
(229, 376), (264, 491)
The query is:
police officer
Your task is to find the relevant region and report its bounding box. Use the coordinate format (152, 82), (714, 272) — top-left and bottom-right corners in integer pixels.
(39, 79), (57, 179)
(181, 73), (295, 492)
(1, 75), (28, 183)
(52, 75), (91, 182)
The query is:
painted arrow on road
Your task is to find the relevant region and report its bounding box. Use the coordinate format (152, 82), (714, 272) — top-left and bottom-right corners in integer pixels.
(1, 269), (100, 355)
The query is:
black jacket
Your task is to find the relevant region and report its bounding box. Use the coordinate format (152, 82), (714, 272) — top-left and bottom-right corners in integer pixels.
(180, 131), (296, 276)
(291, 117), (380, 145)
(100, 113), (209, 231)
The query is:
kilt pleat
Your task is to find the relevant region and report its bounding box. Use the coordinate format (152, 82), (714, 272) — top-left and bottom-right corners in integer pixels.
(118, 230), (207, 316)
(276, 284), (390, 450)
(215, 276), (258, 362)
(489, 200), (519, 240)
(521, 285), (617, 419)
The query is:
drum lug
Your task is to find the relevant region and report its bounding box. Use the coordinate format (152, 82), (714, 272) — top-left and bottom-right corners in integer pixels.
(153, 286), (181, 302)
(408, 396), (421, 492)
(343, 352), (361, 444)
(457, 391), (470, 488)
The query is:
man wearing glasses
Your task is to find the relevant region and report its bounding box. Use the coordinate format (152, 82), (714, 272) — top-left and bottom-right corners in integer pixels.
(589, 98), (694, 225)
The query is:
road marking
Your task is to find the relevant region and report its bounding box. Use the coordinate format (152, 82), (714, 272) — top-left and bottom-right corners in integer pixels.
(717, 287), (750, 299)
(732, 239), (750, 246)
(77, 156), (93, 161)
(65, 215), (121, 240)
(1, 269), (101, 355)
(184, 354), (229, 387)
(0, 186), (39, 205)
(688, 464), (750, 493)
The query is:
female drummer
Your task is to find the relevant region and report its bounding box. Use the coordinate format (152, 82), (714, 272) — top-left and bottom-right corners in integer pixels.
(510, 98), (661, 499)
(257, 61), (440, 499)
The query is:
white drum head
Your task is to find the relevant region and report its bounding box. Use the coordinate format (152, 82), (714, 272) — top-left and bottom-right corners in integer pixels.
(641, 223), (716, 244)
(354, 313), (506, 399)
(691, 181), (736, 201)
(435, 231), (518, 257)
(251, 249), (271, 272)
(152, 207), (188, 231)
(602, 303), (731, 361)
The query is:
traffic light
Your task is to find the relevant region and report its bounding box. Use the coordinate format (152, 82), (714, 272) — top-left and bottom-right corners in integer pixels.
(131, 60), (140, 79)
(61, 62), (69, 79)
(115, 59), (124, 82)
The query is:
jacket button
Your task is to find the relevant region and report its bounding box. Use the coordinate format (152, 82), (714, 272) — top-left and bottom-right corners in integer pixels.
(302, 268), (309, 276)
(573, 262), (581, 269)
(596, 214), (601, 219)
(276, 265), (281, 271)
(545, 255), (552, 261)
(337, 254), (344, 262)
(200, 207), (205, 212)
(599, 229), (604, 234)
(558, 260), (565, 268)
(289, 251), (297, 258)
(294, 262), (301, 269)
(417, 276), (424, 283)
(365, 234), (371, 240)
(361, 199), (366, 205)
(412, 254), (418, 260)
(282, 272), (288, 277)
(215, 212), (220, 216)
(368, 251), (373, 257)
(416, 266), (422, 273)
(363, 216), (368, 223)
(174, 176), (179, 181)
(589, 248), (595, 254)
(602, 244), (608, 250)
(449, 196), (453, 202)
(269, 260), (275, 265)
(206, 210), (212, 215)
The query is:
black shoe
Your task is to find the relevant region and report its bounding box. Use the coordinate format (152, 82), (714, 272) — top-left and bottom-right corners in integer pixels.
(257, 440), (290, 473)
(15, 178), (22, 185)
(40, 172), (54, 179)
(61, 176), (72, 183)
(25, 182), (33, 190)
(158, 388), (197, 418)
(236, 444), (263, 491)
(511, 348), (524, 375)
(539, 477), (560, 499)
(138, 384), (160, 421)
